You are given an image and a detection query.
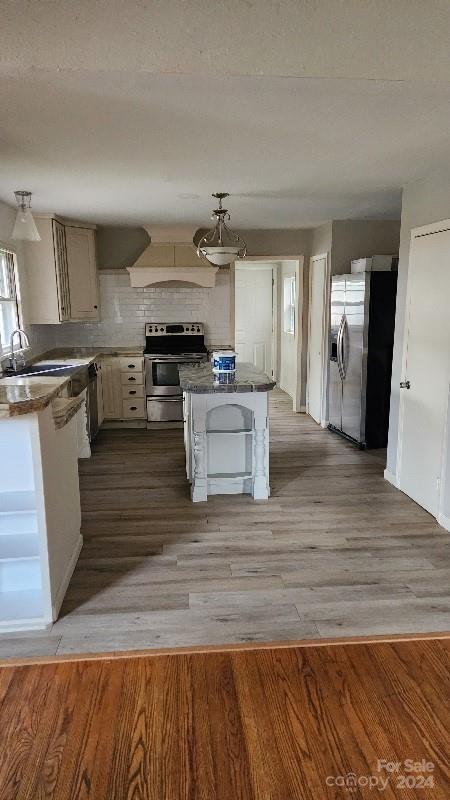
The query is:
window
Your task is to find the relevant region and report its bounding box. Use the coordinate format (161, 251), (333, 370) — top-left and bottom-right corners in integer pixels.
(0, 248), (20, 353)
(283, 275), (296, 334)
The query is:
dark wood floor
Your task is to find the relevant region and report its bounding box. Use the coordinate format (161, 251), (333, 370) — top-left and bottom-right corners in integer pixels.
(0, 636), (449, 799)
(1, 389), (450, 658)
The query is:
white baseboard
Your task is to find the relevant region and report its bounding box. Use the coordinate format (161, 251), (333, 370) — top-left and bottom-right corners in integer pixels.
(52, 534), (83, 619)
(384, 468), (398, 488)
(437, 513), (450, 533)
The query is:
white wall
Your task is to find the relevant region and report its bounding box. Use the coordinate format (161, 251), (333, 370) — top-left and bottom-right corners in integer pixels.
(386, 170), (450, 476)
(37, 269), (232, 350)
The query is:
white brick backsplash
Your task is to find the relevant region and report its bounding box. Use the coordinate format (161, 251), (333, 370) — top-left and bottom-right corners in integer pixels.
(30, 269), (232, 350)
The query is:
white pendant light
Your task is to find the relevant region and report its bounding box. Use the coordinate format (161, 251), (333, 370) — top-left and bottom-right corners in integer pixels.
(11, 191), (41, 241)
(197, 193), (246, 267)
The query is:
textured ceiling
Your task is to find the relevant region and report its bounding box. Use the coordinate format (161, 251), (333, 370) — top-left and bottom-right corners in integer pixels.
(1, 2), (450, 228)
(1, 1), (450, 81)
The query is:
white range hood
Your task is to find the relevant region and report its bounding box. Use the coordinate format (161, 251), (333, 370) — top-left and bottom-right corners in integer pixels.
(127, 225), (218, 288)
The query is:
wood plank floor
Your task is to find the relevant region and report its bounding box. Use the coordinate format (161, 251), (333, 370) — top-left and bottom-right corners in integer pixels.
(1, 389), (450, 659)
(0, 637), (449, 799)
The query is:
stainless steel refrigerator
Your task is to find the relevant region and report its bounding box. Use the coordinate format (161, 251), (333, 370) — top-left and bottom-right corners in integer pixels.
(328, 271), (397, 448)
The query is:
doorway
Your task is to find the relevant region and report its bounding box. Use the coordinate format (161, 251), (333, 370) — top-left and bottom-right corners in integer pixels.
(233, 258), (304, 411)
(235, 262), (276, 376)
(397, 219), (450, 528)
(306, 253), (329, 426)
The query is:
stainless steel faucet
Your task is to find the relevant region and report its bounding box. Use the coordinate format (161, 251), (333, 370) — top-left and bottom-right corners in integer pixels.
(9, 328), (30, 372)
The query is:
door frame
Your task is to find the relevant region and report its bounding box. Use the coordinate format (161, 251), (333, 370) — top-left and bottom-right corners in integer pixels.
(395, 218), (450, 531)
(231, 255), (304, 411)
(306, 252), (330, 427)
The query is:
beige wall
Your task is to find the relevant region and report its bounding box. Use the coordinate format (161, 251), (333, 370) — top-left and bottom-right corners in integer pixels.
(386, 170), (450, 476)
(195, 228), (312, 258)
(330, 220), (400, 275)
(310, 222), (332, 258)
(97, 225), (150, 269)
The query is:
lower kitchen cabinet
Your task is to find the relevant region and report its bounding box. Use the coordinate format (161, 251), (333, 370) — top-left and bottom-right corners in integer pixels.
(100, 356), (146, 421)
(100, 358), (123, 419)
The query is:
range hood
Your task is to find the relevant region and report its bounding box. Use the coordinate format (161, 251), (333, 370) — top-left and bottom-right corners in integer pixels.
(127, 225), (218, 288)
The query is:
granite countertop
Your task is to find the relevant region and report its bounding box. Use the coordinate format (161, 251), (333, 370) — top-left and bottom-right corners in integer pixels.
(0, 347), (144, 418)
(51, 396), (85, 430)
(0, 373), (78, 418)
(179, 362), (276, 393)
(39, 346), (145, 363)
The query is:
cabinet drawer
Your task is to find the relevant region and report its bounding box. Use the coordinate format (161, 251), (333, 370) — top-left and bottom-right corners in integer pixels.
(122, 398), (146, 418)
(120, 372), (144, 386)
(119, 357), (143, 372)
(122, 384), (145, 399)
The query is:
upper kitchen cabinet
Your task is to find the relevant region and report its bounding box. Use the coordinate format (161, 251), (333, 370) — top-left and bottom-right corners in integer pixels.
(65, 226), (99, 319)
(24, 216), (99, 323)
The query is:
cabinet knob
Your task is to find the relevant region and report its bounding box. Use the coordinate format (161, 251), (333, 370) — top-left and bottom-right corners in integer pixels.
(130, 406), (137, 411)
(128, 376), (136, 381)
(94, 305), (98, 309)
(129, 390), (136, 395)
(128, 363), (135, 368)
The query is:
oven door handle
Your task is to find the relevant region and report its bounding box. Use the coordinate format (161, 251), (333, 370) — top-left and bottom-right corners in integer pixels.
(149, 358), (201, 363)
(147, 396), (182, 402)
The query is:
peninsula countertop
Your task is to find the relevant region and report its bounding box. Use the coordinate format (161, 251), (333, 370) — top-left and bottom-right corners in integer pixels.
(179, 362), (276, 394)
(0, 347), (144, 417)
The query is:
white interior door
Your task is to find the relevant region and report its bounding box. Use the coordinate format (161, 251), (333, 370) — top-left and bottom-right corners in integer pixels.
(399, 226), (450, 517)
(235, 265), (273, 374)
(307, 255), (327, 424)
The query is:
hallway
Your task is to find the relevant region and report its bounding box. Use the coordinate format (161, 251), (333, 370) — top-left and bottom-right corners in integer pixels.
(2, 390), (450, 659)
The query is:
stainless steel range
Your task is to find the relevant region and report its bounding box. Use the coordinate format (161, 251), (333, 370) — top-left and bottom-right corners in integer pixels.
(144, 322), (208, 424)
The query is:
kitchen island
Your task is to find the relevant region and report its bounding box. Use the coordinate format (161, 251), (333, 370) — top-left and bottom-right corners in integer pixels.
(180, 362), (276, 502)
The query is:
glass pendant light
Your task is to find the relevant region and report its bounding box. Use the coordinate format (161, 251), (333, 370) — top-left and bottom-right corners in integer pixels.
(197, 193), (246, 267)
(11, 191), (41, 241)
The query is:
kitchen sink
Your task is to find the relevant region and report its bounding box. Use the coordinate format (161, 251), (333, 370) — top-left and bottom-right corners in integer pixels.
(3, 363), (80, 378)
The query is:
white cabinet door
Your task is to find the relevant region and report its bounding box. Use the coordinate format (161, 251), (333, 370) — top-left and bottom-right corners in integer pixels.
(399, 227), (450, 517)
(101, 359), (123, 419)
(65, 227), (99, 320)
(52, 220), (71, 321)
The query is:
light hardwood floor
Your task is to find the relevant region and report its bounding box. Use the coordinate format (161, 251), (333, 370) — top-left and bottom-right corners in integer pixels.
(1, 637), (449, 799)
(1, 389), (450, 658)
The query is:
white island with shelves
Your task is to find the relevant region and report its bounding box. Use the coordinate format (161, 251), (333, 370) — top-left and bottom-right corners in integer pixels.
(0, 374), (85, 633)
(180, 363), (276, 502)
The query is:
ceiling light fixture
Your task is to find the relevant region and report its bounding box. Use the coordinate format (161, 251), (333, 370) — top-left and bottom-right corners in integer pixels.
(11, 191), (41, 241)
(197, 192), (246, 267)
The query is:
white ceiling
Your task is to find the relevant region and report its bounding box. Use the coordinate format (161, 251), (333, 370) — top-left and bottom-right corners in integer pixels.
(1, 70), (450, 227)
(0, 76), (450, 228)
(1, 0), (450, 230)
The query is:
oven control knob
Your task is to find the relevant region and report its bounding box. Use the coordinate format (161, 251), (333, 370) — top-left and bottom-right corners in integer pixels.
(160, 327), (164, 332)
(196, 327), (200, 332)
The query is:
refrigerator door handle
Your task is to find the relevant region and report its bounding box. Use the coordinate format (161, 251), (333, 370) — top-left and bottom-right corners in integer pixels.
(337, 316), (345, 379)
(340, 315), (348, 379)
